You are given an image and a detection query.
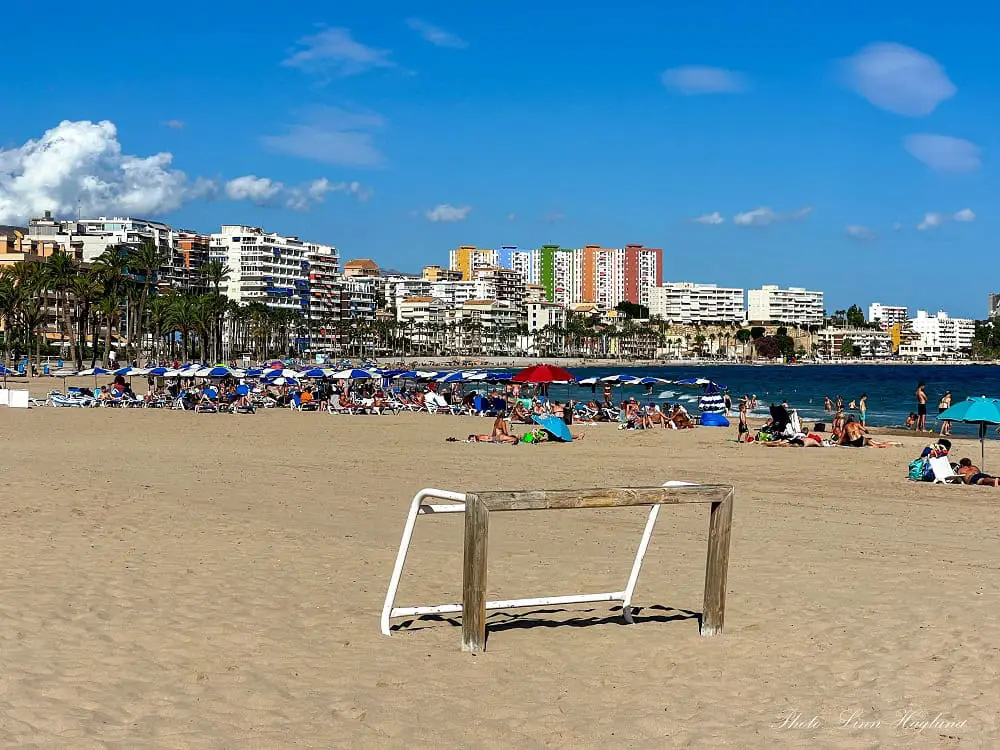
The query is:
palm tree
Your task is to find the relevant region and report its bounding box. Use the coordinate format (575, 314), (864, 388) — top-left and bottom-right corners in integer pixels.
(41, 250), (80, 366)
(129, 242), (167, 360)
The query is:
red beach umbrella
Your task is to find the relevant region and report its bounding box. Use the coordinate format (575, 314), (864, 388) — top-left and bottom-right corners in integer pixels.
(511, 364), (575, 383)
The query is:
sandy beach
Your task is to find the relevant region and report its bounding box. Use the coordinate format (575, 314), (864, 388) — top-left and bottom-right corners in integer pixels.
(1, 400), (998, 747)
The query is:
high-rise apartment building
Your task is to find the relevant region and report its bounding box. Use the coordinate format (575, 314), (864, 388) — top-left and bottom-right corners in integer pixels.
(868, 303), (908, 328)
(449, 245), (498, 280)
(747, 285), (825, 326)
(474, 267), (526, 308)
(210, 224), (340, 349)
(534, 245), (576, 306)
(649, 282), (745, 323)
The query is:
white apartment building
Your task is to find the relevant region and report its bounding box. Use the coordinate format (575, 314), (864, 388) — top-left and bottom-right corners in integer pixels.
(445, 300), (523, 354)
(525, 301), (567, 332)
(868, 303), (908, 329)
(474, 267), (525, 308)
(507, 250), (533, 283)
(430, 279), (495, 307)
(27, 212), (208, 290)
(340, 277), (378, 320)
(649, 282), (745, 323)
(900, 310), (975, 357)
(747, 285), (825, 326)
(384, 276), (432, 310)
(816, 327), (893, 359)
(396, 296), (446, 349)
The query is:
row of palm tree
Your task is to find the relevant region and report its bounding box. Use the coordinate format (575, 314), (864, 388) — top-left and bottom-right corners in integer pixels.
(0, 245), (304, 375)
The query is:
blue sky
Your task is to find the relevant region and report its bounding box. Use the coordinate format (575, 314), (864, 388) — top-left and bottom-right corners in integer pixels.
(0, 0), (994, 317)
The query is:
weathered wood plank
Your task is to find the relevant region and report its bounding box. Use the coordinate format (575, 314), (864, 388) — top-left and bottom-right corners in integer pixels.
(700, 490), (735, 637)
(470, 485), (733, 512)
(461, 494), (490, 653)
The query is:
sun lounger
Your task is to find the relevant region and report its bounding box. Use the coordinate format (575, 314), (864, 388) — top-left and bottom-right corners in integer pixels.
(929, 456), (964, 484)
(48, 393), (96, 408)
(292, 394), (319, 411)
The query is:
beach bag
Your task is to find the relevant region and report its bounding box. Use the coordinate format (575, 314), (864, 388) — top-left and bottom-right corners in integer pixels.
(908, 458), (927, 481)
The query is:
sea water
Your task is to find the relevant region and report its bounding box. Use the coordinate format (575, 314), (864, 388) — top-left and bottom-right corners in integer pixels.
(542, 364), (1000, 437)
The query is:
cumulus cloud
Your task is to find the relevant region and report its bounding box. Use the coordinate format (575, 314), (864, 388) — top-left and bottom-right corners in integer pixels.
(406, 18), (468, 49)
(425, 204), (471, 222)
(0, 119), (197, 223)
(0, 119), (370, 224)
(845, 224), (875, 241)
(661, 66), (747, 94)
(282, 27), (394, 78)
(916, 208), (975, 230)
(262, 107), (385, 167)
(692, 211), (725, 225)
(225, 175), (372, 211)
(732, 206), (812, 227)
(840, 42), (956, 117)
(904, 134), (981, 172)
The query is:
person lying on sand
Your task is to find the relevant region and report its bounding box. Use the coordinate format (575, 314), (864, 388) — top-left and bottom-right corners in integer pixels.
(764, 434), (824, 447)
(955, 458), (1000, 487)
(468, 416), (519, 444)
(840, 418), (901, 448)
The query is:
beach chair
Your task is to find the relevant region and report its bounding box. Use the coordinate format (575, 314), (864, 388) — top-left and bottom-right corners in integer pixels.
(929, 456), (964, 484)
(329, 398), (366, 415)
(291, 393), (319, 412)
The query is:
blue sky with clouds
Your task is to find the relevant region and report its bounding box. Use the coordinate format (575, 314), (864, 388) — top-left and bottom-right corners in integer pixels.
(0, 0), (994, 316)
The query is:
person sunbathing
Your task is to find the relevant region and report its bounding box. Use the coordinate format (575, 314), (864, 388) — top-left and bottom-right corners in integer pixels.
(955, 458), (1000, 487)
(510, 401), (532, 423)
(646, 404), (670, 429)
(339, 392), (364, 411)
(765, 434), (824, 447)
(468, 416), (519, 444)
(669, 405), (694, 429)
(841, 418), (901, 448)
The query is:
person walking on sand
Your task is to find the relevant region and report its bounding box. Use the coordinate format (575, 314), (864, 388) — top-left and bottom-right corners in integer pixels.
(938, 390), (952, 437)
(859, 393), (867, 426)
(915, 382), (928, 432)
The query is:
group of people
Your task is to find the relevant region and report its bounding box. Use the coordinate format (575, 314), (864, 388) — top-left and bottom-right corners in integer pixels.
(905, 384), (952, 436)
(910, 440), (1000, 486)
(824, 393), (869, 426)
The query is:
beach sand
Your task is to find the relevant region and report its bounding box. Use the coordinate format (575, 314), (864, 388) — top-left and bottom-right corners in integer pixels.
(0, 402), (997, 747)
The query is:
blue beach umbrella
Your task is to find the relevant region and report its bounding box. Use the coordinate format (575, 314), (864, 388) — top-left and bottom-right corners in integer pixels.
(299, 367), (329, 378)
(147, 366), (171, 376)
(532, 414), (573, 443)
(329, 368), (373, 380)
(601, 374), (642, 385)
(638, 377), (668, 386)
(195, 366), (234, 378)
(937, 397), (1000, 470)
(78, 367), (112, 377)
(485, 371), (512, 381)
(576, 376), (601, 386)
(244, 368), (264, 378)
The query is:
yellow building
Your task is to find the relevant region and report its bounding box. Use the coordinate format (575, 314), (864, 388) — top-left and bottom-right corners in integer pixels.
(448, 245), (497, 280)
(421, 264), (462, 282)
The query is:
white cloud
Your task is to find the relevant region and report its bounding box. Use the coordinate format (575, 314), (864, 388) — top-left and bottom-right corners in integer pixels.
(661, 66), (747, 94)
(226, 175), (371, 211)
(904, 134), (981, 172)
(917, 208), (976, 231)
(892, 221), (903, 231)
(282, 27), (394, 78)
(841, 42), (956, 117)
(406, 18), (468, 49)
(162, 120), (186, 129)
(917, 212), (943, 231)
(845, 224), (875, 241)
(732, 206), (811, 227)
(542, 211), (566, 224)
(507, 212), (516, 221)
(262, 107), (385, 167)
(425, 204), (471, 222)
(0, 119), (197, 223)
(692, 211), (725, 225)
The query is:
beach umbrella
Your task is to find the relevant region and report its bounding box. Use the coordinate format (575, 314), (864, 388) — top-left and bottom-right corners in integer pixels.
(147, 366), (171, 376)
(78, 367), (112, 377)
(600, 374), (642, 385)
(114, 366), (149, 376)
(638, 377), (668, 386)
(244, 368), (264, 378)
(299, 367), (329, 378)
(261, 376), (299, 386)
(936, 397), (1000, 470)
(437, 371), (487, 383)
(263, 368), (301, 379)
(532, 414), (573, 443)
(485, 371), (512, 381)
(195, 366), (236, 378)
(511, 364), (575, 384)
(576, 376), (601, 386)
(329, 368), (373, 380)
(699, 382), (727, 414)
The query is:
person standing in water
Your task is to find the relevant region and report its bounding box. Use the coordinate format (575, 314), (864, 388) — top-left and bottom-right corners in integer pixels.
(938, 390), (952, 436)
(915, 382), (928, 432)
(859, 393), (867, 426)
